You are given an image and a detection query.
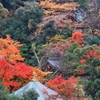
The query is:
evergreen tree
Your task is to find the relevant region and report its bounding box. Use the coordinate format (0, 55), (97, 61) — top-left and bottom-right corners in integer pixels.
(2, 1), (43, 66)
(22, 89), (39, 100)
(0, 79), (9, 100)
(8, 89), (39, 100)
(64, 44), (100, 99)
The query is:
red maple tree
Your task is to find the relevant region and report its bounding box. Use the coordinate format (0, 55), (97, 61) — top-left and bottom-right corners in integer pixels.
(71, 31), (86, 46)
(45, 74), (78, 98)
(0, 58), (52, 91)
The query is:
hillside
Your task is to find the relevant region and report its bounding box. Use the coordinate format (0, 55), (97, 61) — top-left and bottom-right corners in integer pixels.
(0, 0), (100, 100)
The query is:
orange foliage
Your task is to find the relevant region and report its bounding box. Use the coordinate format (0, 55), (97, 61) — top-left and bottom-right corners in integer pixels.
(0, 58), (51, 91)
(45, 74), (78, 98)
(0, 35), (24, 63)
(71, 31), (86, 46)
(0, 58), (33, 91)
(85, 50), (100, 58)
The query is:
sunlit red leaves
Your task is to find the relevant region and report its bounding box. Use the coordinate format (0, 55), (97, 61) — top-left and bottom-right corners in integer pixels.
(67, 76), (78, 84)
(0, 35), (24, 63)
(0, 58), (52, 91)
(0, 58), (13, 80)
(71, 31), (86, 46)
(45, 74), (78, 98)
(80, 59), (86, 64)
(47, 74), (65, 85)
(0, 58), (33, 91)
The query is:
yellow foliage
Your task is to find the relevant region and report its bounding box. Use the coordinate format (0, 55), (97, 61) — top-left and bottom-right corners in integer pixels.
(47, 34), (66, 44)
(37, 0), (79, 15)
(0, 3), (9, 19)
(32, 67), (52, 82)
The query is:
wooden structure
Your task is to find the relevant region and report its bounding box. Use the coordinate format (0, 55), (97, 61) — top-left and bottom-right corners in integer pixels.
(41, 57), (63, 72)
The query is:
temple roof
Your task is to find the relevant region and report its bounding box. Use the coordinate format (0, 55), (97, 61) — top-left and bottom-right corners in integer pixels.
(12, 81), (63, 100)
(47, 57), (63, 68)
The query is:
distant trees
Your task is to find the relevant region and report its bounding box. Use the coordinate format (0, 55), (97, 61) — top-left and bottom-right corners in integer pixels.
(37, 0), (79, 15)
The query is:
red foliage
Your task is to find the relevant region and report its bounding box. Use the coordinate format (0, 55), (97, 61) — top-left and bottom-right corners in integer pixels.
(78, 50), (100, 75)
(98, 45), (100, 48)
(80, 59), (86, 64)
(80, 50), (100, 65)
(45, 74), (78, 98)
(0, 58), (33, 91)
(86, 50), (100, 58)
(47, 74), (65, 85)
(0, 58), (52, 91)
(71, 31), (86, 46)
(67, 76), (78, 84)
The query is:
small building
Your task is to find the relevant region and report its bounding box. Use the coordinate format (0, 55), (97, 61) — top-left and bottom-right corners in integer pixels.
(40, 57), (64, 72)
(12, 80), (63, 100)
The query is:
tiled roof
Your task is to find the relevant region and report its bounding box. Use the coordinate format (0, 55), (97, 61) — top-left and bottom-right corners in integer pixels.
(12, 81), (63, 100)
(47, 57), (63, 68)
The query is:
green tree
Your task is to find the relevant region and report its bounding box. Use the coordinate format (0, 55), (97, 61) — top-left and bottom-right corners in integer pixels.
(2, 1), (43, 66)
(0, 79), (9, 100)
(84, 34), (100, 46)
(22, 89), (39, 100)
(74, 0), (88, 8)
(0, 0), (34, 9)
(0, 3), (8, 32)
(64, 44), (100, 99)
(8, 89), (39, 100)
(3, 1), (43, 42)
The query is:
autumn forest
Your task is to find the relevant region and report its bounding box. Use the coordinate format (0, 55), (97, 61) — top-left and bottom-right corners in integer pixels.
(0, 0), (100, 100)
